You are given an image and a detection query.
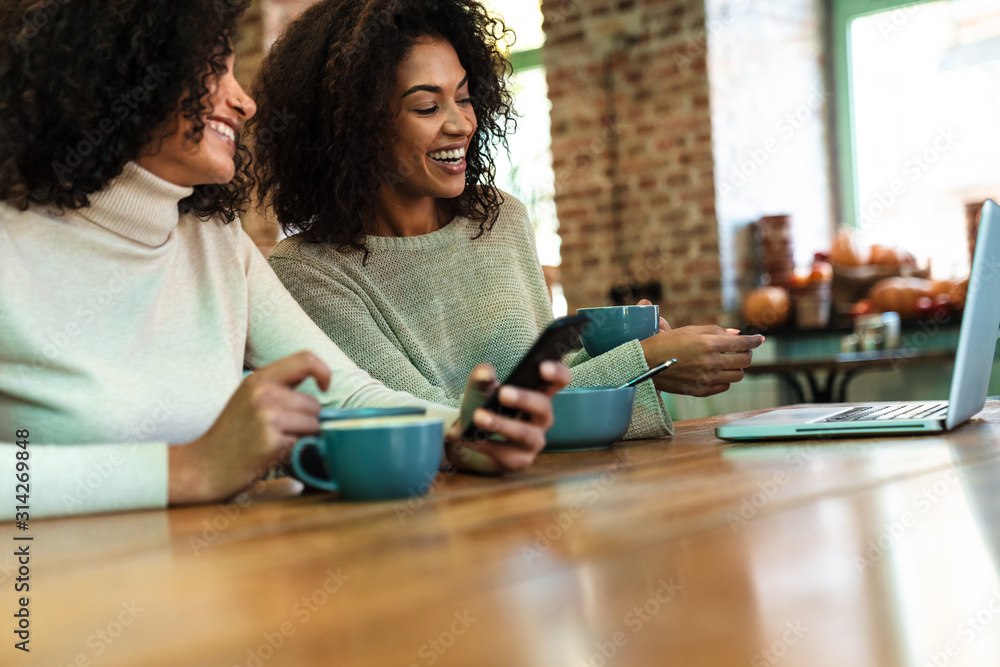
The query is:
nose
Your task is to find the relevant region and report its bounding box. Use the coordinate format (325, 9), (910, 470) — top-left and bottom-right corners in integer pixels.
(444, 101), (474, 136)
(226, 79), (257, 120)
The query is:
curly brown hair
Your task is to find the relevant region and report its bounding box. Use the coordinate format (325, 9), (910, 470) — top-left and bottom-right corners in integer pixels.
(248, 0), (516, 257)
(0, 0), (252, 222)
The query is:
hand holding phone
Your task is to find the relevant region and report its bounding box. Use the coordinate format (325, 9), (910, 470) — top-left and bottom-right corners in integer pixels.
(461, 313), (590, 441)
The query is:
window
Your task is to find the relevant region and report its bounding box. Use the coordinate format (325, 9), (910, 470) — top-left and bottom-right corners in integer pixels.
(485, 0), (566, 315)
(833, 0), (1000, 278)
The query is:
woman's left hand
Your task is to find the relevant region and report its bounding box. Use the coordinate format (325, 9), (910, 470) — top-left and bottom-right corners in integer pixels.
(445, 361), (571, 474)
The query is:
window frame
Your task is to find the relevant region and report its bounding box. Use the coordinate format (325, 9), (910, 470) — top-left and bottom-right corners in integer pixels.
(832, 0), (937, 229)
(509, 47), (542, 72)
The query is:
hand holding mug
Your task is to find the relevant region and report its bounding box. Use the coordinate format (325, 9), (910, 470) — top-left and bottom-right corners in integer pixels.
(637, 299), (670, 333)
(168, 351), (328, 505)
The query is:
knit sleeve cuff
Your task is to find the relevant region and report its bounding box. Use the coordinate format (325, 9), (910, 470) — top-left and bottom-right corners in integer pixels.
(563, 339), (673, 440)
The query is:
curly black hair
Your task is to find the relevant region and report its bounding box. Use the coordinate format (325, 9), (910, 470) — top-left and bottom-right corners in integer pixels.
(249, 0), (516, 256)
(0, 0), (252, 221)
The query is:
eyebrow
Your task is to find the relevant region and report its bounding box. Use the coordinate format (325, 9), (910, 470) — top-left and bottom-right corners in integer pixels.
(401, 74), (469, 99)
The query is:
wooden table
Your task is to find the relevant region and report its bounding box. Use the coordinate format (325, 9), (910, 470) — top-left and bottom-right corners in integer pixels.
(6, 402), (1000, 666)
(744, 347), (956, 403)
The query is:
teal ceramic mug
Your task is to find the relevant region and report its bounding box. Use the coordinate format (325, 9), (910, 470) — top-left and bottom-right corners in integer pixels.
(577, 305), (659, 357)
(290, 416), (443, 500)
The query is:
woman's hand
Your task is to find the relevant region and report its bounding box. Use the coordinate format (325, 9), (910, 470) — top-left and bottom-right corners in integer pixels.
(640, 326), (764, 397)
(446, 361), (571, 475)
(168, 351), (330, 505)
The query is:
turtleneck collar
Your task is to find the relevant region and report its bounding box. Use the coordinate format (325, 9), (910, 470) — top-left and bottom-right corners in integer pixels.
(67, 162), (195, 247)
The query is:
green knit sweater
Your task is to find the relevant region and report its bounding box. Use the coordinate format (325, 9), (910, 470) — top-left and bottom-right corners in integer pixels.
(268, 194), (673, 440)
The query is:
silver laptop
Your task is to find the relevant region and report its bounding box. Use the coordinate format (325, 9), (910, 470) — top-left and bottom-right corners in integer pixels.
(716, 199), (1000, 441)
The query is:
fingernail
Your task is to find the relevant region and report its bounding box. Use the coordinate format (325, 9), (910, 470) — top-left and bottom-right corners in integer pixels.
(499, 386), (519, 403)
(726, 328), (740, 334)
(475, 410), (497, 429)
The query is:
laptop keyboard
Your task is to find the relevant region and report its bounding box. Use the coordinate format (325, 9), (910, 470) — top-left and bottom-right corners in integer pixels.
(821, 402), (948, 422)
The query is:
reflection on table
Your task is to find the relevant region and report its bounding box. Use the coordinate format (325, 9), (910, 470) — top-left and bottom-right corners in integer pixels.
(6, 402), (1000, 666)
(744, 347), (956, 403)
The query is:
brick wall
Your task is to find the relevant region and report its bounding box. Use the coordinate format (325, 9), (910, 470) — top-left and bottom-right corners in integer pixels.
(542, 0), (723, 327)
(261, 0), (318, 48)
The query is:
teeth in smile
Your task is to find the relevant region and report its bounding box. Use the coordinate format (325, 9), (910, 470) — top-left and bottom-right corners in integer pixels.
(208, 120), (236, 143)
(428, 147), (465, 162)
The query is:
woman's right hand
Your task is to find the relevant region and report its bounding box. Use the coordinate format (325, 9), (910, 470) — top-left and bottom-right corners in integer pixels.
(168, 351), (331, 505)
(640, 326), (764, 397)
(446, 361), (571, 475)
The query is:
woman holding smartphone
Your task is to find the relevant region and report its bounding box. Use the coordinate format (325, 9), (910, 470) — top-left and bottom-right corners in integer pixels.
(0, 0), (567, 519)
(253, 0), (763, 440)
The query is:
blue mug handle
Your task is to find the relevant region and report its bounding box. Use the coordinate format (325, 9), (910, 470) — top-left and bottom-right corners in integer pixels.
(290, 437), (340, 492)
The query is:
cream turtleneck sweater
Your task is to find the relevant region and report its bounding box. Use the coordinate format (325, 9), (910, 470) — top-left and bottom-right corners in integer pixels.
(0, 163), (457, 519)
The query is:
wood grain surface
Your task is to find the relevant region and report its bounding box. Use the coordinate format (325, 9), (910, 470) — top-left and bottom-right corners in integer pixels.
(6, 402), (1000, 666)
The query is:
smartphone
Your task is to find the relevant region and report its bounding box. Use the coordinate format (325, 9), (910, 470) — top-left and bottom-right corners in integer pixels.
(462, 313), (591, 441)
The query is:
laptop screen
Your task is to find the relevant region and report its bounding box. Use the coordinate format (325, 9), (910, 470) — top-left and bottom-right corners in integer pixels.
(945, 199), (1000, 429)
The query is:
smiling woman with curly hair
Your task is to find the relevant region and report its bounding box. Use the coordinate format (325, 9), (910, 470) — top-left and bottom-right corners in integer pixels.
(0, 0), (251, 219)
(253, 0), (749, 442)
(251, 0), (514, 254)
(0, 0), (568, 519)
